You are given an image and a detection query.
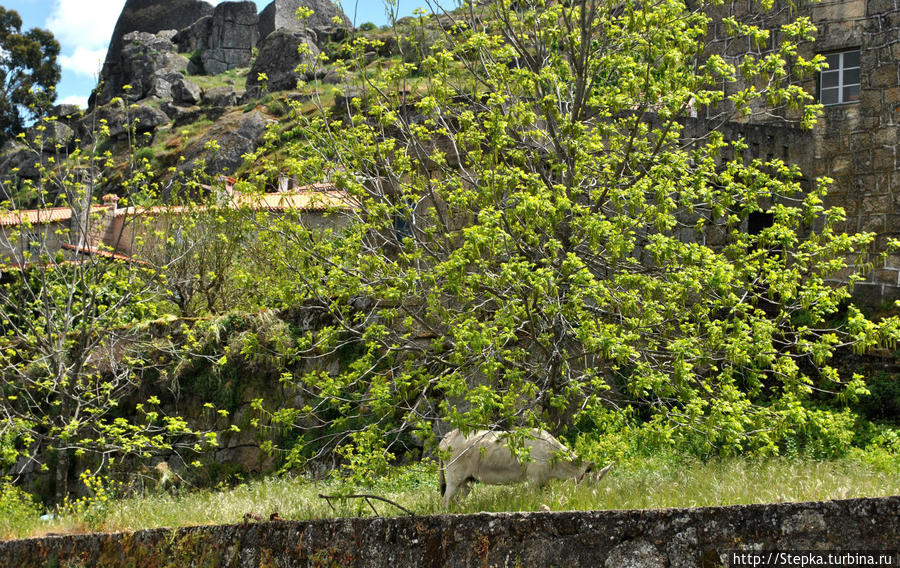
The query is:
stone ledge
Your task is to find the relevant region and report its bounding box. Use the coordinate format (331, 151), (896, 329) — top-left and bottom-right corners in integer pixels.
(1, 496), (897, 567)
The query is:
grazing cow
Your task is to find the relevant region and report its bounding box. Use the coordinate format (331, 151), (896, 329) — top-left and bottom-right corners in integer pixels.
(438, 429), (612, 506)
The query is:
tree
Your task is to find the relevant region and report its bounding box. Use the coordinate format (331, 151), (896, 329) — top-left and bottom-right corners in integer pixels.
(0, 7), (60, 143)
(252, 0), (899, 467)
(0, 115), (218, 501)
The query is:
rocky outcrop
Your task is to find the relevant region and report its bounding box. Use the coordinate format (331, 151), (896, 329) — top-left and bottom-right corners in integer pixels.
(257, 0), (350, 44)
(246, 29), (320, 92)
(95, 0), (214, 105)
(172, 14), (212, 54)
(0, 141), (40, 179)
(75, 102), (170, 141)
(201, 86), (243, 107)
(201, 1), (259, 76)
(117, 31), (190, 102)
(180, 110), (270, 174)
(27, 121), (76, 152)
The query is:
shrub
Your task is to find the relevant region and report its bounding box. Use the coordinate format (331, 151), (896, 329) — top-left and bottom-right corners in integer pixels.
(0, 480), (41, 538)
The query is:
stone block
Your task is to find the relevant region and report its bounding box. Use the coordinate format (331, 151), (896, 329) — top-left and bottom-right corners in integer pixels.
(863, 194), (891, 213)
(852, 282), (886, 306)
(862, 214), (886, 232)
(875, 268), (900, 286)
(871, 148), (895, 172)
(830, 154), (852, 173)
(869, 64), (899, 89)
(867, 0), (895, 17)
(884, 86), (900, 105)
(874, 126), (898, 146)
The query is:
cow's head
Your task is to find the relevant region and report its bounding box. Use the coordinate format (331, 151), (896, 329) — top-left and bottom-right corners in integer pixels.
(579, 461), (614, 483)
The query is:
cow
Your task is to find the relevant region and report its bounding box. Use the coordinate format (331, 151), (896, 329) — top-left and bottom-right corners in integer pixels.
(438, 428), (613, 507)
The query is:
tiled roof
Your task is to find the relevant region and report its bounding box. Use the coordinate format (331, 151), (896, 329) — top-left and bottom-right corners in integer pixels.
(60, 243), (150, 265)
(0, 186), (356, 227)
(0, 205), (110, 228)
(112, 187), (356, 218)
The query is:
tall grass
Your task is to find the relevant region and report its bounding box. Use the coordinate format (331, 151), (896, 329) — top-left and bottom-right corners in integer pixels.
(5, 454), (898, 541)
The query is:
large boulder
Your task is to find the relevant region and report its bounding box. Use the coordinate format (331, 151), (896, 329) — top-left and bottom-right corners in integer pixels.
(95, 0), (215, 105)
(201, 86), (243, 107)
(27, 121), (76, 152)
(117, 31), (190, 101)
(246, 29), (320, 92)
(0, 141), (40, 178)
(181, 110), (270, 174)
(77, 102), (170, 140)
(257, 0), (350, 44)
(171, 76), (202, 105)
(201, 1), (259, 76)
(173, 15), (213, 54)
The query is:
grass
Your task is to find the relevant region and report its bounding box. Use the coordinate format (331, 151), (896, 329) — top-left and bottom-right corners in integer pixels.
(189, 67), (250, 93)
(4, 454), (898, 541)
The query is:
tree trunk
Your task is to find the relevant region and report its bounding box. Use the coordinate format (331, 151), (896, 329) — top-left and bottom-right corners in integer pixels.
(55, 447), (69, 503)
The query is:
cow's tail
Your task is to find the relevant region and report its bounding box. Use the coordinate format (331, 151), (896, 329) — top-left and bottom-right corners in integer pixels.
(439, 463), (446, 497)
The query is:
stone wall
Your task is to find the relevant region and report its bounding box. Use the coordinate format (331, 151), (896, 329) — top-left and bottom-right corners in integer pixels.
(1, 496), (897, 567)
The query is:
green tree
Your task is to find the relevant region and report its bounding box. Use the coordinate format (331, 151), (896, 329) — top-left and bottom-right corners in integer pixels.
(253, 0), (899, 466)
(0, 115), (218, 501)
(0, 7), (60, 142)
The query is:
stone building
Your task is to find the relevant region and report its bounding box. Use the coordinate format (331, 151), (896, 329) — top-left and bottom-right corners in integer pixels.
(806, 0), (899, 305)
(0, 186), (354, 266)
(699, 0), (900, 305)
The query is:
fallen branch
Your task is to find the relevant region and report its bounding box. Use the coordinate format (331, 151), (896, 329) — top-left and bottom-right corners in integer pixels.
(318, 493), (415, 517)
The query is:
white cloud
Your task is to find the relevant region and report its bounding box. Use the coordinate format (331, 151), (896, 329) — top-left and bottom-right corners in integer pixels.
(58, 46), (106, 78)
(46, 0), (126, 51)
(56, 94), (90, 109)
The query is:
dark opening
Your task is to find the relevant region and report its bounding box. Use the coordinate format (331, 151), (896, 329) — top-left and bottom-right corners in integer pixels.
(748, 212), (774, 235)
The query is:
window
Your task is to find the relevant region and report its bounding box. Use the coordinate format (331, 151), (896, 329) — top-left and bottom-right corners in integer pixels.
(819, 50), (860, 105)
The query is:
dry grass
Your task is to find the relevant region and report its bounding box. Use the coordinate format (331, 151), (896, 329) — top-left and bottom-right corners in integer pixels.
(5, 454), (897, 541)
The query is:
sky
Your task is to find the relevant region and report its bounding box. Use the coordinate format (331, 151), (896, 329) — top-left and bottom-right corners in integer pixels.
(3, 0), (422, 108)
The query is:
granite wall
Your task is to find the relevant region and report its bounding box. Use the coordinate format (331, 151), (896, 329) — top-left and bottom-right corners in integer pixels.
(1, 496), (896, 567)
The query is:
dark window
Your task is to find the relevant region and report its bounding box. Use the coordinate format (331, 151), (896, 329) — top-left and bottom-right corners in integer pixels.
(819, 50), (861, 106)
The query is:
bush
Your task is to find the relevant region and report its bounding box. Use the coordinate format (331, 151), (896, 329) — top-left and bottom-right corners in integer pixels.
(0, 480), (41, 538)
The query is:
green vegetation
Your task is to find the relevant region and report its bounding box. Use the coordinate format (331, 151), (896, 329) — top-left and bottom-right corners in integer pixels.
(189, 67), (249, 93)
(0, 0), (898, 537)
(1, 453), (897, 540)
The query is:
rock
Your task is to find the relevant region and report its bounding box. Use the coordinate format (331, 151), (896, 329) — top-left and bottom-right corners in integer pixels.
(201, 86), (241, 107)
(27, 121), (76, 152)
(51, 104), (83, 120)
(95, 0), (214, 105)
(257, 0), (350, 44)
(80, 102), (170, 139)
(201, 2), (259, 76)
(161, 102), (201, 123)
(173, 15), (212, 54)
(117, 32), (189, 101)
(0, 141), (40, 178)
(181, 110), (271, 174)
(604, 541), (666, 568)
(172, 76), (202, 105)
(246, 29), (321, 92)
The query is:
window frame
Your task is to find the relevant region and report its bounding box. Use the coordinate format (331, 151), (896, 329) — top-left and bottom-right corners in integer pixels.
(819, 49), (861, 106)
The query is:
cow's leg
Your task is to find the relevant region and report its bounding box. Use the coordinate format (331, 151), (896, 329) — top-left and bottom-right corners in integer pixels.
(442, 472), (462, 507)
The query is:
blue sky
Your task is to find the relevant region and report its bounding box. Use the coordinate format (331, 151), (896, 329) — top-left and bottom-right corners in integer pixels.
(3, 1), (423, 108)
